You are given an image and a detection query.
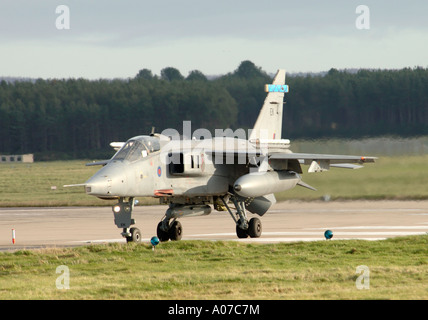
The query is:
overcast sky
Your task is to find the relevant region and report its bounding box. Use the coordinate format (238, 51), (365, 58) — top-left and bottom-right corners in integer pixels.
(1, 0), (427, 79)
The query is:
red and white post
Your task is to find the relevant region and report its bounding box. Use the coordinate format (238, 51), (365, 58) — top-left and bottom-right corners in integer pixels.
(12, 228), (16, 244)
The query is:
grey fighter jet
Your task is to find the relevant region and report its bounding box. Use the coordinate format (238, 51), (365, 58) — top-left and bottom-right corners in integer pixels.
(66, 69), (376, 243)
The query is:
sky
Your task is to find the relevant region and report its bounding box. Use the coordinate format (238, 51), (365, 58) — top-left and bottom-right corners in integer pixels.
(1, 0), (427, 79)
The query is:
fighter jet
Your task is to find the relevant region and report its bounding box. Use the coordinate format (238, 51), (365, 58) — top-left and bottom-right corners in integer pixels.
(65, 69), (376, 243)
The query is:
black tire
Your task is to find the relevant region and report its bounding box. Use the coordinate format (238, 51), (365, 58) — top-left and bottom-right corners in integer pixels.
(248, 218), (262, 238)
(236, 220), (249, 239)
(169, 221), (183, 241)
(127, 227), (142, 243)
(157, 222), (170, 242)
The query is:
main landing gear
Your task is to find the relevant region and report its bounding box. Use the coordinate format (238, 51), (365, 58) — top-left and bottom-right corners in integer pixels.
(156, 204), (211, 242)
(155, 197), (262, 241)
(219, 195), (262, 239)
(157, 220), (183, 242)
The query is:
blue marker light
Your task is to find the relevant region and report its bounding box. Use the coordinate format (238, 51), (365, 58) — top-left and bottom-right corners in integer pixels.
(324, 230), (333, 240)
(151, 236), (160, 246)
(264, 84), (289, 93)
(151, 236), (160, 251)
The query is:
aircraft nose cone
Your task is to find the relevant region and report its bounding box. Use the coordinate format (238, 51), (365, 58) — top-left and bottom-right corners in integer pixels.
(85, 175), (109, 196)
(84, 162), (127, 197)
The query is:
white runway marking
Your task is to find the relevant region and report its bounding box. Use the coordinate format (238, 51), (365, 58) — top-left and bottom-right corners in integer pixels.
(269, 208), (426, 213)
(186, 231), (427, 238)
(230, 237), (388, 243)
(308, 226), (428, 230)
(77, 236), (395, 244)
(75, 239), (126, 244)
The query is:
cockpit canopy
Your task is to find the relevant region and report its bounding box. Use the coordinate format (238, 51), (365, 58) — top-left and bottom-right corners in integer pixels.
(112, 136), (160, 162)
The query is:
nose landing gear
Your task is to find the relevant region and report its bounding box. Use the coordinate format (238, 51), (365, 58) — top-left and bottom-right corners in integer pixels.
(112, 197), (142, 243)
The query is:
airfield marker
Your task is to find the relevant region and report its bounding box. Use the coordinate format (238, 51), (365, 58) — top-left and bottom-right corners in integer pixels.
(324, 230), (333, 240)
(12, 228), (16, 244)
(150, 236), (160, 251)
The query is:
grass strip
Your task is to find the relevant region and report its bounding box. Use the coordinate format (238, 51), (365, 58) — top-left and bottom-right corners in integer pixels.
(0, 235), (426, 299)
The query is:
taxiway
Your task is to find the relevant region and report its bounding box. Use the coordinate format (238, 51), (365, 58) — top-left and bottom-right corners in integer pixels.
(0, 200), (427, 250)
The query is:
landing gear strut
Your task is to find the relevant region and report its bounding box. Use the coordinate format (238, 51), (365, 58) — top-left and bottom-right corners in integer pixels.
(156, 203), (211, 242)
(220, 195), (262, 239)
(112, 197), (142, 243)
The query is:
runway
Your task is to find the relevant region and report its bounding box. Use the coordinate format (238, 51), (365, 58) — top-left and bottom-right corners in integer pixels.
(0, 200), (427, 250)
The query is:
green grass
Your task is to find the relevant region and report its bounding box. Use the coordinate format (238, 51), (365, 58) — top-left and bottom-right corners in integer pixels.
(0, 161), (158, 207)
(0, 235), (427, 299)
(276, 155), (428, 201)
(0, 155), (427, 207)
(0, 161), (97, 206)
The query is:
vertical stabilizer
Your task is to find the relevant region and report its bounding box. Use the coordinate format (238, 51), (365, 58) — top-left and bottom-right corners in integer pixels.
(249, 69), (287, 141)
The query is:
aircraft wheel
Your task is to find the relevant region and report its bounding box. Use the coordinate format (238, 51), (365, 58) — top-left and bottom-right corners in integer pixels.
(248, 218), (262, 238)
(157, 222), (170, 242)
(236, 220), (249, 239)
(169, 221), (183, 241)
(127, 227), (142, 243)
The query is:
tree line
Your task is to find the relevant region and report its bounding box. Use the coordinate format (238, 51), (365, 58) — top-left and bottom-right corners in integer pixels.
(0, 61), (427, 159)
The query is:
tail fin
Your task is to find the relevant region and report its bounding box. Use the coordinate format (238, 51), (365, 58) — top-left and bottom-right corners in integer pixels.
(249, 69), (287, 141)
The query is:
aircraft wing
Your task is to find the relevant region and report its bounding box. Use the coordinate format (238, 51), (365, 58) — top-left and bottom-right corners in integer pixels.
(205, 144), (376, 172)
(270, 153), (376, 163)
(269, 152), (376, 172)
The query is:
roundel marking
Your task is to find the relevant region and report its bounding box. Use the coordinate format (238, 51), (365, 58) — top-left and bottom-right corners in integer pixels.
(157, 166), (162, 177)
